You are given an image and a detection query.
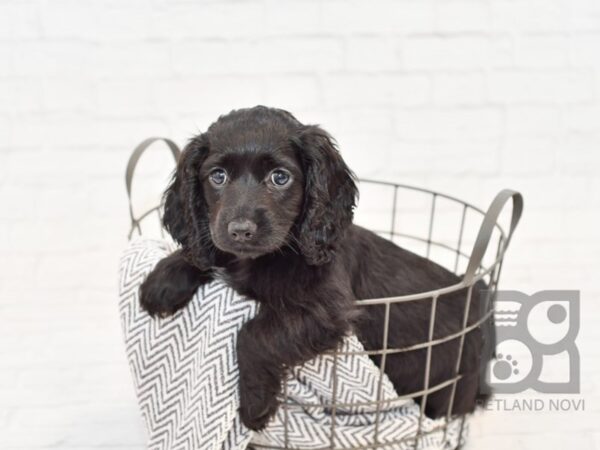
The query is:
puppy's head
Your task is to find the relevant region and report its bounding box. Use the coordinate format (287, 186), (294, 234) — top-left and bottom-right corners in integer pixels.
(163, 106), (357, 267)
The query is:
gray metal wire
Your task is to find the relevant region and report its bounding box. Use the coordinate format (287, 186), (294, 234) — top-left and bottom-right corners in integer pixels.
(126, 139), (523, 450)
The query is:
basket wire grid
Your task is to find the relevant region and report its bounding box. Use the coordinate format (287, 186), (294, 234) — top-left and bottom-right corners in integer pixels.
(126, 138), (523, 450)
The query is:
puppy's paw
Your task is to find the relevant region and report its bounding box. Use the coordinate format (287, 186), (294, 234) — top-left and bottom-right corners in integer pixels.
(238, 381), (280, 431)
(139, 275), (191, 318)
(139, 254), (212, 318)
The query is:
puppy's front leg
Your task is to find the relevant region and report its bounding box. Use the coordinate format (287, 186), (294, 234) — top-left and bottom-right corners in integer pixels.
(236, 292), (355, 431)
(140, 249), (213, 317)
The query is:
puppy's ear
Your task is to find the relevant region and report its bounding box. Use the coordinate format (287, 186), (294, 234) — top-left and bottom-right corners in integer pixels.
(292, 125), (358, 265)
(162, 134), (216, 268)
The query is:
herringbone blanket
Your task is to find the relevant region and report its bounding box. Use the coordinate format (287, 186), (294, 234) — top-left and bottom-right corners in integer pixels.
(119, 239), (467, 450)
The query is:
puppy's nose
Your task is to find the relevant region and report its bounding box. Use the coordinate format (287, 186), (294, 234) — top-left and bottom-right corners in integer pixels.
(228, 219), (257, 242)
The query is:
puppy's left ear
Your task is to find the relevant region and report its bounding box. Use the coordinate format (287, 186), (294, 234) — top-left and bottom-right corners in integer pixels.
(292, 125), (358, 265)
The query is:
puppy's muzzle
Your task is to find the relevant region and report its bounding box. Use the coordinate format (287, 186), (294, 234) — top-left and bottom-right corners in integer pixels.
(228, 219), (257, 243)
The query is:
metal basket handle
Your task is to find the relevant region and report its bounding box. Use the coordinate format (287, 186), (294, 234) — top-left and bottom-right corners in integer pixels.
(463, 189), (523, 285)
(125, 137), (181, 234)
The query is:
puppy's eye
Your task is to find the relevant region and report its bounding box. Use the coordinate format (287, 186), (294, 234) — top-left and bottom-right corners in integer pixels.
(209, 168), (227, 186)
(270, 170), (291, 187)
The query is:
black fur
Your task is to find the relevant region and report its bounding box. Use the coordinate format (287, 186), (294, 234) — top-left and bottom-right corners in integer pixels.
(140, 106), (491, 431)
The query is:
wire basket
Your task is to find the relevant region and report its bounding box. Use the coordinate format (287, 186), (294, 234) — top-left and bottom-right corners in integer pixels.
(126, 138), (523, 450)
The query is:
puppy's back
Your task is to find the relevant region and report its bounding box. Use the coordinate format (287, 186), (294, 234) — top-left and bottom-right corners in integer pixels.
(340, 225), (491, 417)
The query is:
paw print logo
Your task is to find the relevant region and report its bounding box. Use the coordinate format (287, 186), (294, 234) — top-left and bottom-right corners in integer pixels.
(493, 353), (519, 380)
(488, 338), (532, 387)
(484, 290), (580, 394)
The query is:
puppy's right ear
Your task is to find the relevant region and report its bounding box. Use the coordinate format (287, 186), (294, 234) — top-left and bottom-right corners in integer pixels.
(162, 169), (188, 247)
(162, 134), (215, 267)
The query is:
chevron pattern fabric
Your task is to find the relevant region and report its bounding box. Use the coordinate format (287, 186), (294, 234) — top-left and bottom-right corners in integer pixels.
(119, 239), (467, 450)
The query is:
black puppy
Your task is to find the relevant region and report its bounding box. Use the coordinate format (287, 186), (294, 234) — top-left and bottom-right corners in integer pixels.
(140, 106), (491, 431)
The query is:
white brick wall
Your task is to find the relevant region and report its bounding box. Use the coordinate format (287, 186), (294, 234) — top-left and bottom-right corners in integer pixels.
(0, 0), (598, 448)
